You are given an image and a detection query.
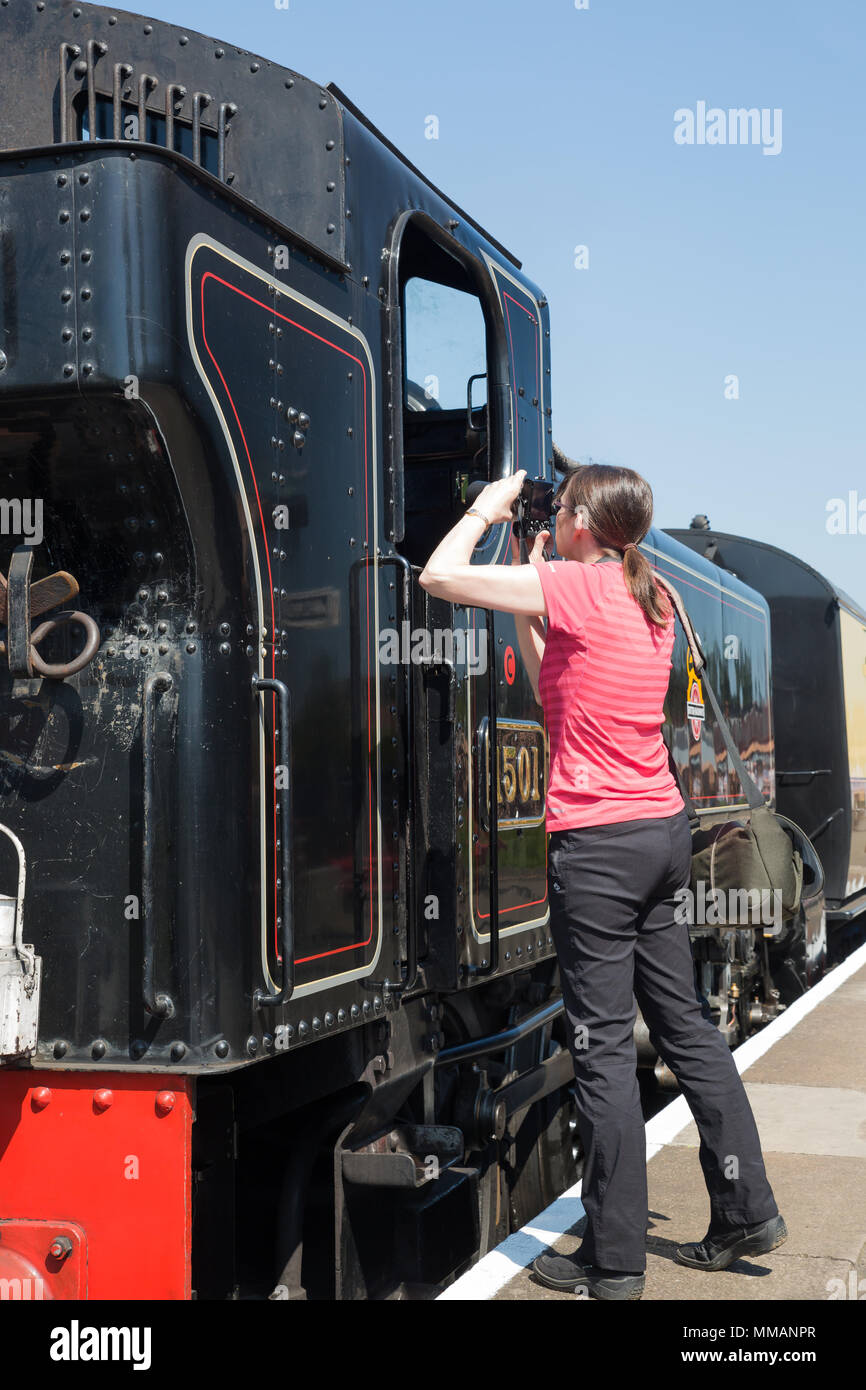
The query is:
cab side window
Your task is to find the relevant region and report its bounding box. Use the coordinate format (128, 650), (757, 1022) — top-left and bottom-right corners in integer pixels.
(397, 251), (491, 566)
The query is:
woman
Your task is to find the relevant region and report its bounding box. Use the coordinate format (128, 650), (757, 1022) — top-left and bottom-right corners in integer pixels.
(419, 462), (786, 1301)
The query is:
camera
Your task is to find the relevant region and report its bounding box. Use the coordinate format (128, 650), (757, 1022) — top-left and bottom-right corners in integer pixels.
(512, 476), (556, 538)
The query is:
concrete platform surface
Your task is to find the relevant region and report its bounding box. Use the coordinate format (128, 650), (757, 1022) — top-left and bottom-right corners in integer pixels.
(441, 944), (866, 1302)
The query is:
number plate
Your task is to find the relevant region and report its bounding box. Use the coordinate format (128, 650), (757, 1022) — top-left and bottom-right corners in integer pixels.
(478, 718), (547, 830)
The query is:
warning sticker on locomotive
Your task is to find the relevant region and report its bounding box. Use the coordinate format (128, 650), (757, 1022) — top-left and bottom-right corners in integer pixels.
(686, 651), (705, 742)
(478, 718), (547, 830)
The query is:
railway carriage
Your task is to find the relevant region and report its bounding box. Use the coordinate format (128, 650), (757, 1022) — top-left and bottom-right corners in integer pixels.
(669, 525), (866, 956)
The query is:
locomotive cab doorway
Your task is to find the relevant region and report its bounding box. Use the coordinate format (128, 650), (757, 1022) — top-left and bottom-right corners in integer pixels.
(387, 215), (553, 984)
(393, 220), (502, 569)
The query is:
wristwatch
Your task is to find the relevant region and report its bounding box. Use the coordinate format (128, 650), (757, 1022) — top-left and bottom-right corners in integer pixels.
(466, 506), (492, 528)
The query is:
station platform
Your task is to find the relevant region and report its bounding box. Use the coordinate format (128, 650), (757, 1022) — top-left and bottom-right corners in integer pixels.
(439, 939), (866, 1302)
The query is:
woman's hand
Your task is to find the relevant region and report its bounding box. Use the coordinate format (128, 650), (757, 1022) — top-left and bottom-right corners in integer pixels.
(474, 470), (528, 525)
(510, 528), (553, 566)
(418, 468), (548, 616)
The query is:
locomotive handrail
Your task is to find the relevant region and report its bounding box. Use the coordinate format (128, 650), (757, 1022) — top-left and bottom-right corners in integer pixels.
(436, 997), (564, 1066)
(471, 607), (500, 977)
(776, 769), (832, 786)
(484, 608), (500, 973)
(806, 806), (844, 843)
(367, 553), (418, 995)
(142, 672), (175, 1019)
(0, 820), (34, 979)
(252, 675), (295, 1008)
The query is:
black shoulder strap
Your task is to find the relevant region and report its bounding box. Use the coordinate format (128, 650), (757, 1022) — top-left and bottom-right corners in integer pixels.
(654, 572), (766, 814)
(664, 733), (699, 828)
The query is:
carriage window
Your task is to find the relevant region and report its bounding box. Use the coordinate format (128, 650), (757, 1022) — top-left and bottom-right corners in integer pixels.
(404, 278), (487, 412)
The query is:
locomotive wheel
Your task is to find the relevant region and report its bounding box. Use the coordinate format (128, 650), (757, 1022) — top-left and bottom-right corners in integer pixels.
(505, 1081), (583, 1233)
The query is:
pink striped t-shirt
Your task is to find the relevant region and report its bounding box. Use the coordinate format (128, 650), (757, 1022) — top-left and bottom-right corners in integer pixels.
(536, 557), (684, 831)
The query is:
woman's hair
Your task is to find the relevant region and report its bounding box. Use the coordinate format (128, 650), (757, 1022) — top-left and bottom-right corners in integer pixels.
(555, 463), (672, 629)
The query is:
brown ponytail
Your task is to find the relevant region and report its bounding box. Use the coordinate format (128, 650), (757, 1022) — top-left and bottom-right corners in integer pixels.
(555, 463), (672, 630)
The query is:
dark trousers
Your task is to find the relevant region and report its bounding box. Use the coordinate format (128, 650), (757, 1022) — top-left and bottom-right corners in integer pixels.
(548, 808), (779, 1272)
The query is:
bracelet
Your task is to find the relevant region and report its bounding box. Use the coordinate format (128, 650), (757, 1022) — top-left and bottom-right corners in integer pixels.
(466, 506), (492, 528)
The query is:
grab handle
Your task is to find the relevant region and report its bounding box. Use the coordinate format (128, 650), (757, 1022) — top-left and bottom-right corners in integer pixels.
(364, 554), (418, 995)
(142, 672), (175, 1019)
(472, 608), (499, 975)
(253, 675), (295, 1007)
(0, 820), (33, 977)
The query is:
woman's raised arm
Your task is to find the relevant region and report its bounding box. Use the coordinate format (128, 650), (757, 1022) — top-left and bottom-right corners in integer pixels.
(418, 470), (548, 618)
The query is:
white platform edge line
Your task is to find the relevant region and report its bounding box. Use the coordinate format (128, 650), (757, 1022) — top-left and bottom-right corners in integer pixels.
(436, 940), (866, 1301)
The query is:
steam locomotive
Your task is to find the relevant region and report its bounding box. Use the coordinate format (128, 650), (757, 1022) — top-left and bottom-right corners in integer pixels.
(0, 1), (859, 1302)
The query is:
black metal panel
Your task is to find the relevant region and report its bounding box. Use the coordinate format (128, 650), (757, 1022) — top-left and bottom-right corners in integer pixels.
(0, 143), (399, 1070)
(0, 0), (346, 267)
(185, 239), (388, 994)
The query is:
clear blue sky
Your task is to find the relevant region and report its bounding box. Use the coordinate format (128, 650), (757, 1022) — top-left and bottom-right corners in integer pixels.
(139, 0), (865, 606)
